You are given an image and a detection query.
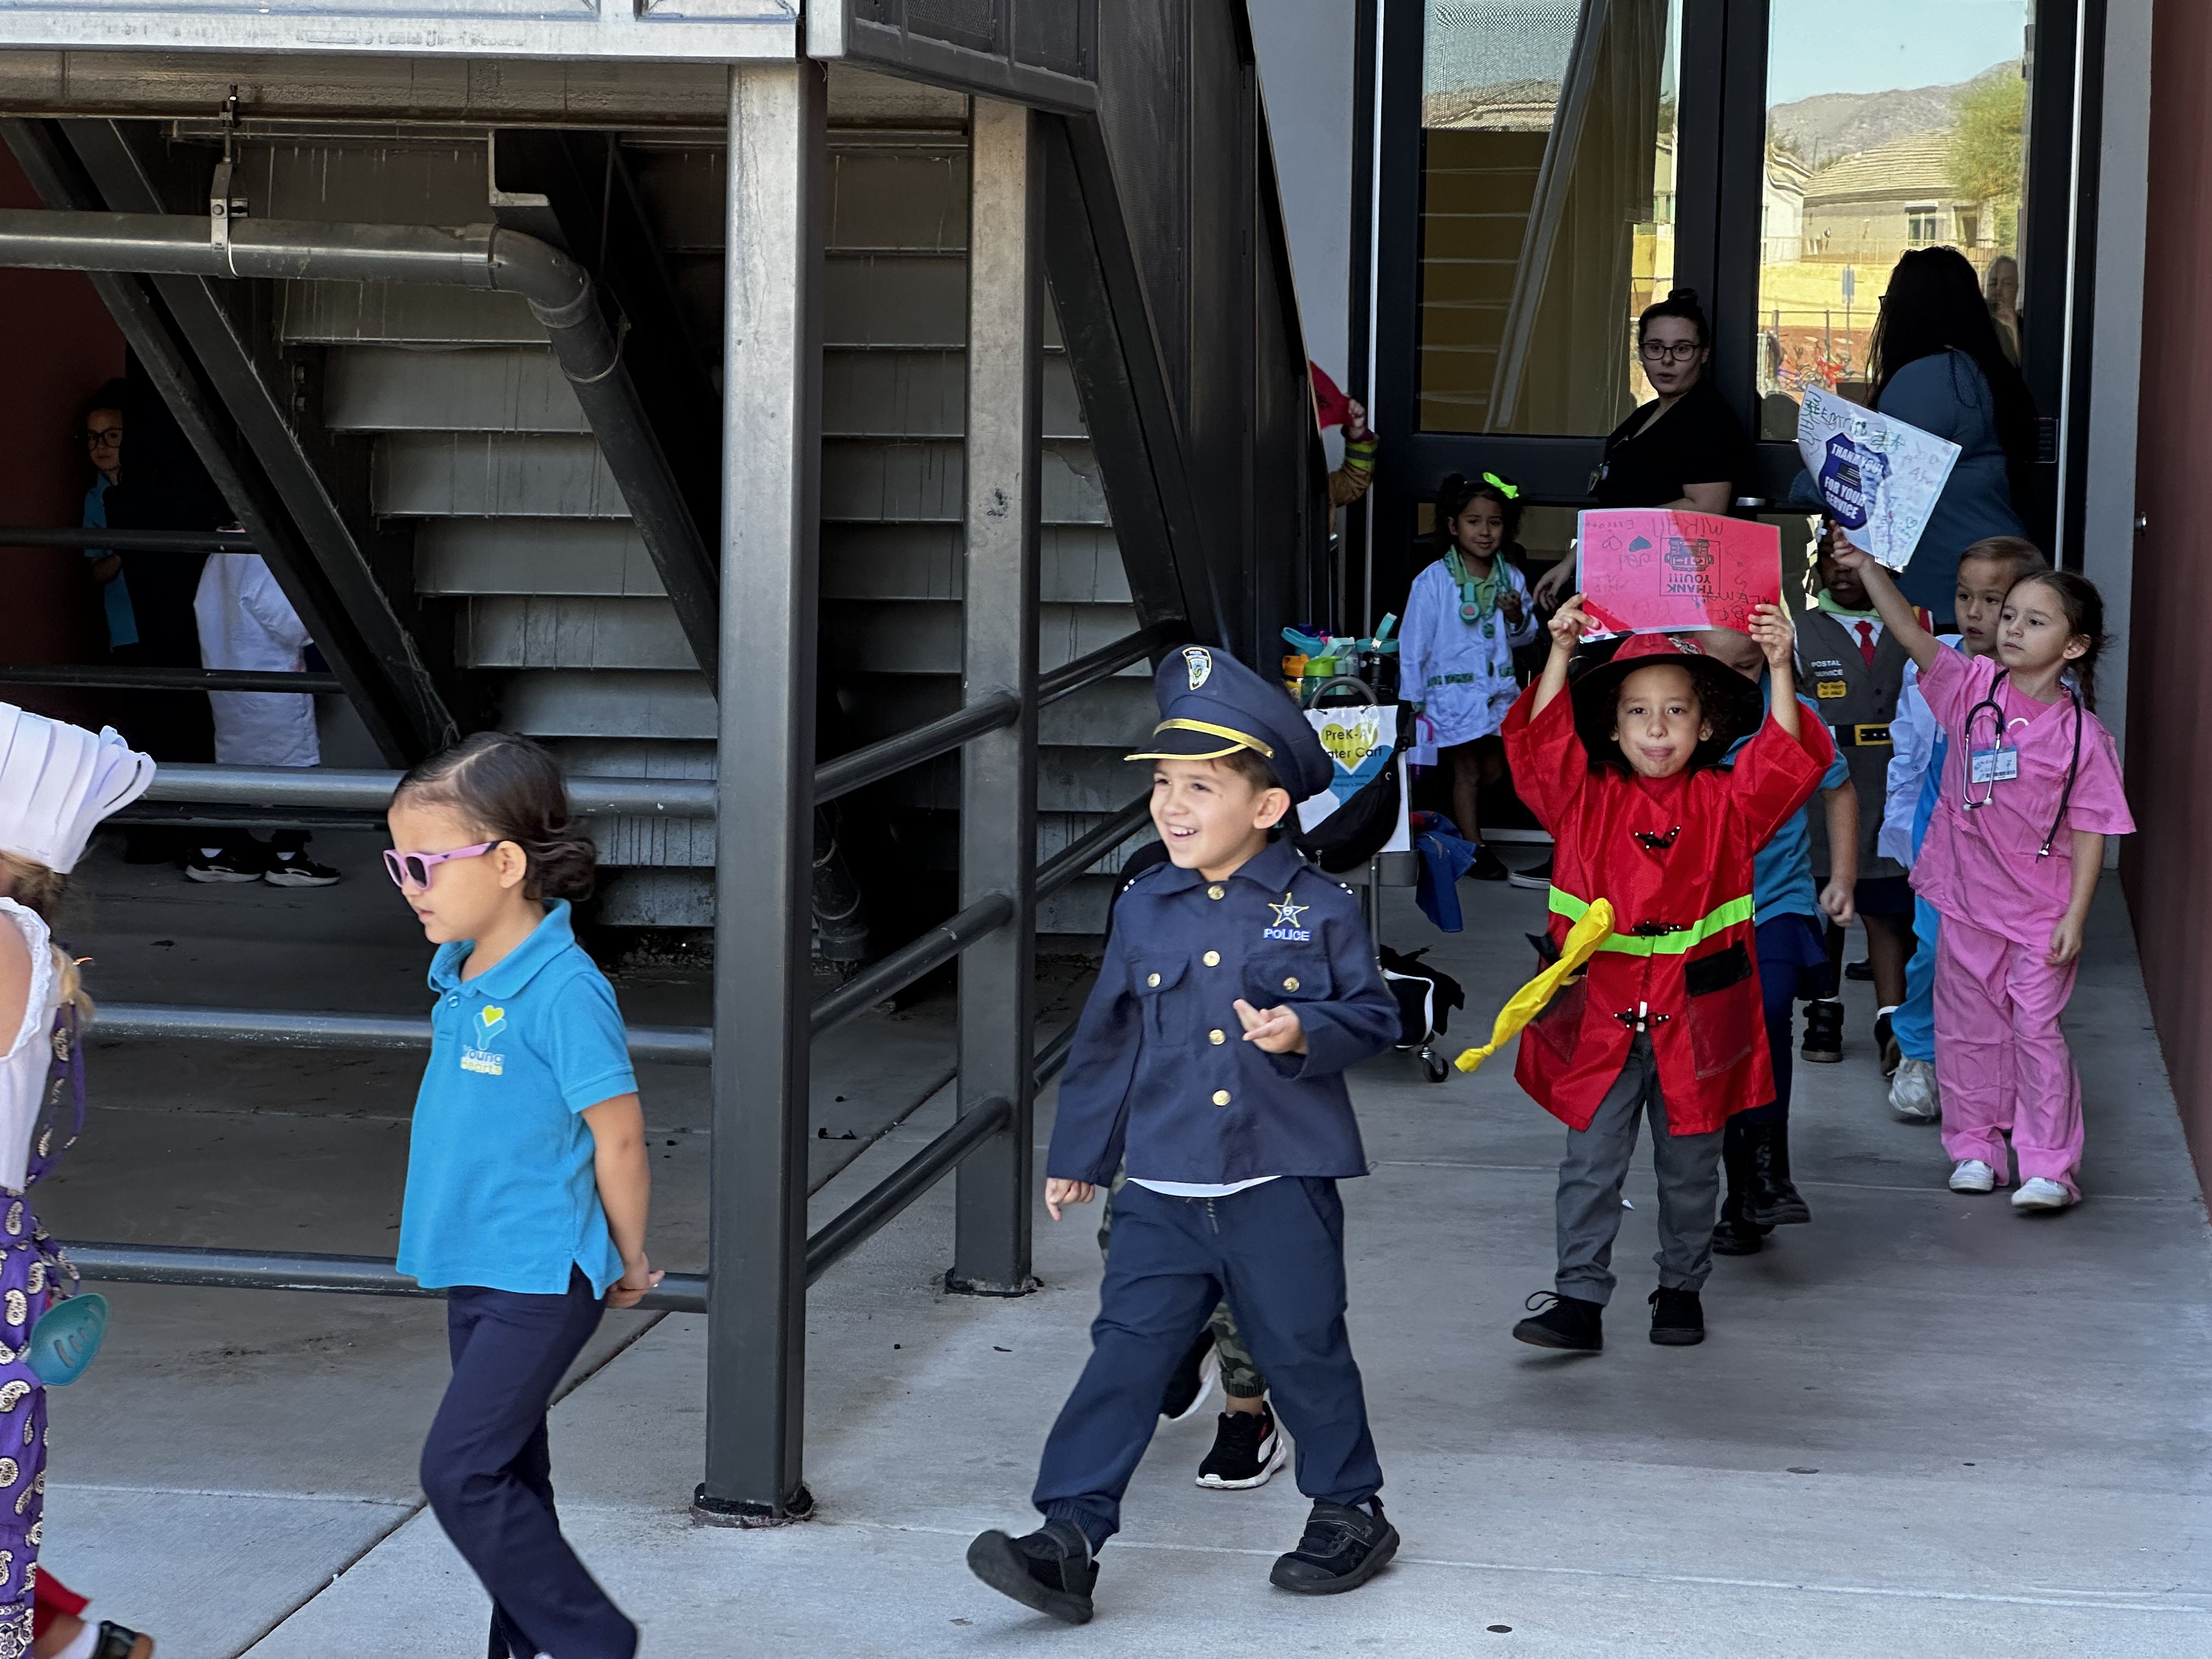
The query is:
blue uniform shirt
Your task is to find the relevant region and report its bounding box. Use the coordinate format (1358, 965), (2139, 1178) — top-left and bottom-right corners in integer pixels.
(1729, 679), (1849, 926)
(398, 900), (636, 1296)
(1047, 838), (1400, 1186)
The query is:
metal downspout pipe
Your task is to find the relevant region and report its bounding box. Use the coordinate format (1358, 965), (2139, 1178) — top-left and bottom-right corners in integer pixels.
(0, 207), (721, 681)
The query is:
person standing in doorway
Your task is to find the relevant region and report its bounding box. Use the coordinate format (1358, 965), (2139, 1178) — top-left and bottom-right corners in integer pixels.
(78, 381), (136, 661)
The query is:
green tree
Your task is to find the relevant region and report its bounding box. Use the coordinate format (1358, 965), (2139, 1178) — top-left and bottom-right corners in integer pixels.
(1950, 66), (2026, 248)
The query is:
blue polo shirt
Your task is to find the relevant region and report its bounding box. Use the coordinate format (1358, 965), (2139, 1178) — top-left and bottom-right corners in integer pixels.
(397, 900), (635, 1297)
(1728, 679), (1849, 926)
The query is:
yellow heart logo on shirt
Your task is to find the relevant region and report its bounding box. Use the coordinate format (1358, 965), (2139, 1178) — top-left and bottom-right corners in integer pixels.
(1318, 721), (1380, 772)
(479, 1006), (506, 1036)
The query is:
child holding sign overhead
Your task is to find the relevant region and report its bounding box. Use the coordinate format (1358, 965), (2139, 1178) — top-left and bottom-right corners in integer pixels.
(1400, 472), (1539, 882)
(1502, 599), (1831, 1350)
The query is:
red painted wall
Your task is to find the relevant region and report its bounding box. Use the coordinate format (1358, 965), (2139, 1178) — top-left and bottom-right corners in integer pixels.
(2128, 1), (2212, 1194)
(0, 143), (127, 727)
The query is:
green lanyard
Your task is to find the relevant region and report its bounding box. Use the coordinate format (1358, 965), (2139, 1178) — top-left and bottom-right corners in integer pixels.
(1444, 549), (1503, 633)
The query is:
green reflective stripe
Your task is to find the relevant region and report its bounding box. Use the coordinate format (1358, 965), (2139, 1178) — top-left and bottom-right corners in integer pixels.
(1547, 887), (1755, 956)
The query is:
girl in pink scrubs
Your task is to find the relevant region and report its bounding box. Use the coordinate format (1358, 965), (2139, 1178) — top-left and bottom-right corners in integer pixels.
(1831, 548), (2133, 1210)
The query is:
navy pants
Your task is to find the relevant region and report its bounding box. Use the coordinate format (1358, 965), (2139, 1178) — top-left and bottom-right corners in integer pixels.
(1034, 1177), (1381, 1549)
(421, 1269), (636, 1659)
(1743, 914), (1828, 1126)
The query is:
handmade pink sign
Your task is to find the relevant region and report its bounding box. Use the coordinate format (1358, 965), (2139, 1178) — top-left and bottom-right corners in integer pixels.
(1574, 510), (1782, 637)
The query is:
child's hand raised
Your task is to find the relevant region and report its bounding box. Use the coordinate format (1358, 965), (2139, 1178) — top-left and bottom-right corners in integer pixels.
(1746, 603), (1796, 674)
(1234, 998), (1308, 1055)
(1547, 594), (1589, 652)
(1044, 1178), (1096, 1222)
(1825, 526), (1875, 579)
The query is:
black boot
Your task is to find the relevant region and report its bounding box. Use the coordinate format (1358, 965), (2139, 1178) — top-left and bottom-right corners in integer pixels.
(1268, 1496), (1400, 1594)
(1711, 1119), (1770, 1256)
(1649, 1285), (1706, 1346)
(1801, 998), (1844, 1063)
(1740, 1119), (1813, 1227)
(1511, 1290), (1603, 1351)
(968, 1518), (1098, 1624)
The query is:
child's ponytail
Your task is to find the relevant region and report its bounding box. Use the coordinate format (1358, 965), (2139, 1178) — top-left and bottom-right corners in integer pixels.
(393, 732), (598, 902)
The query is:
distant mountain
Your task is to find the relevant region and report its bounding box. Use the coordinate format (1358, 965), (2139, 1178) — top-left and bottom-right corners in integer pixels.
(1770, 61), (2018, 169)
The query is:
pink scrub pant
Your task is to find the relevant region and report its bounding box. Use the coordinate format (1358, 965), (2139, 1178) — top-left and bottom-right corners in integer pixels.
(1933, 914), (2083, 1197)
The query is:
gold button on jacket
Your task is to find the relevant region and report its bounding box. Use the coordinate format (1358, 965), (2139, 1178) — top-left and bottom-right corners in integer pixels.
(1283, 976), (1300, 991)
(1201, 950), (1220, 966)
(1206, 884), (1225, 899)
(1209, 1029), (1225, 1045)
(1212, 1089), (1232, 1105)
(1147, 972), (1161, 987)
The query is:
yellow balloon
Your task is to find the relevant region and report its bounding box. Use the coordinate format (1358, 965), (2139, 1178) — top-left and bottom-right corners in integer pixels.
(1453, 898), (1616, 1074)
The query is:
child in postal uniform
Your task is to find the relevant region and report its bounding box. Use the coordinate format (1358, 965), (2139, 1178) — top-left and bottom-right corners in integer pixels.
(967, 644), (1403, 1624)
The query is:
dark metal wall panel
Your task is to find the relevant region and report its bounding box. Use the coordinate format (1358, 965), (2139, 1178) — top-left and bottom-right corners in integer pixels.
(833, 0), (1099, 115)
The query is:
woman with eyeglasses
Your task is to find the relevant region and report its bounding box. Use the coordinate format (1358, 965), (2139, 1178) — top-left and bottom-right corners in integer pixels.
(1532, 288), (1746, 613)
(77, 379), (135, 657)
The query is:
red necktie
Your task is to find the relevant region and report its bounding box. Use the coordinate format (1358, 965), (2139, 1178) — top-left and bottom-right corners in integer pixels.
(1855, 620), (1877, 668)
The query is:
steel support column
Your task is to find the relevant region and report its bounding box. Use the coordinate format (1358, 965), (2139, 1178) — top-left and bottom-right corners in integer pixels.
(949, 98), (1044, 1297)
(696, 59), (826, 1526)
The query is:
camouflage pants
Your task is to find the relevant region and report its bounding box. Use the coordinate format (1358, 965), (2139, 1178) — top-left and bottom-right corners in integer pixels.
(1098, 1169), (1270, 1399)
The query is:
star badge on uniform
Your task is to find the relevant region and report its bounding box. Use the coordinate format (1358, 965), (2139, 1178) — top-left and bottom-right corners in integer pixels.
(1268, 894), (1309, 930)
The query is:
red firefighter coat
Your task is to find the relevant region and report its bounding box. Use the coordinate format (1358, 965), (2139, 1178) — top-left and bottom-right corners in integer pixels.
(1500, 681), (1831, 1135)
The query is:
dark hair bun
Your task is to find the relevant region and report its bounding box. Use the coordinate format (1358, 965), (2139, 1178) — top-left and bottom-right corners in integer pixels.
(393, 731), (599, 902)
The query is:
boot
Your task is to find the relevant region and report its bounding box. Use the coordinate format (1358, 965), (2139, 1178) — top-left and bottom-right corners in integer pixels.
(1511, 1290), (1603, 1351)
(1801, 998), (1844, 1063)
(1740, 1119), (1813, 1227)
(1711, 1118), (1771, 1256)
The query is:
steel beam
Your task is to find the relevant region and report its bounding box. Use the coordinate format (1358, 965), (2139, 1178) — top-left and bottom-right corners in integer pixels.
(949, 99), (1045, 1297)
(698, 59), (826, 1527)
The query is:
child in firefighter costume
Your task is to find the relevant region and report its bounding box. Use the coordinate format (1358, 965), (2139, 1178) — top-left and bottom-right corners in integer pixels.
(1502, 603), (1831, 1349)
(0, 703), (159, 1659)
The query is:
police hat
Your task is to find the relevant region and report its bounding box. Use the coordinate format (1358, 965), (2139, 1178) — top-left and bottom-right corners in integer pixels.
(1568, 633), (1763, 772)
(1125, 644), (1333, 800)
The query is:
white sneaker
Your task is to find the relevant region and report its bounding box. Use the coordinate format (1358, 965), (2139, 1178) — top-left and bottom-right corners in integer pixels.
(2011, 1177), (2074, 1211)
(1948, 1159), (1997, 1194)
(1888, 1057), (1939, 1123)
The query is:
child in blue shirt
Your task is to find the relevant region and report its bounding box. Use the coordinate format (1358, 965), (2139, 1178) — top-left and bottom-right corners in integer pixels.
(387, 731), (661, 1659)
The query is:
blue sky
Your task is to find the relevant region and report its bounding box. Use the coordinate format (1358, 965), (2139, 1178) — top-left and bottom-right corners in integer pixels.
(1767, 0), (2029, 105)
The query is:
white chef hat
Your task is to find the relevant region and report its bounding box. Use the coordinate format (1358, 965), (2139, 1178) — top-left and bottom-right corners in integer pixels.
(0, 703), (156, 874)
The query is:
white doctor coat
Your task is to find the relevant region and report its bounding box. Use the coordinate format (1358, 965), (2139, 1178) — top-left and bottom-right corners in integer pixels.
(194, 552), (321, 768)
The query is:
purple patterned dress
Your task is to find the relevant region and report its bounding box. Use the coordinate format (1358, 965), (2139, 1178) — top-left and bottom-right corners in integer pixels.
(0, 998), (86, 1659)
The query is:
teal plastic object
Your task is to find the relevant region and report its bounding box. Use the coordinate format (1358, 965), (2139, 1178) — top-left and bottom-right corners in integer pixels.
(27, 1293), (107, 1386)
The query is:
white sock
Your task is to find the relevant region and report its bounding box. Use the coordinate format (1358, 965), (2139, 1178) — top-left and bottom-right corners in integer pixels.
(54, 1620), (101, 1659)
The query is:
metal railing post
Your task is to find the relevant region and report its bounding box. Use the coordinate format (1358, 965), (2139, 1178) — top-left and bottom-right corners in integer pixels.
(949, 98), (1043, 1296)
(695, 58), (825, 1526)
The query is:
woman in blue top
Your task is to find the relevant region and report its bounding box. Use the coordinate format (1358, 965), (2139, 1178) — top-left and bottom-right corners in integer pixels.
(1860, 247), (2039, 620)
(387, 732), (659, 1659)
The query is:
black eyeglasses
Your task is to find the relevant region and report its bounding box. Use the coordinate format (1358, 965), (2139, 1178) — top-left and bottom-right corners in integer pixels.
(83, 430), (122, 447)
(1638, 341), (1702, 364)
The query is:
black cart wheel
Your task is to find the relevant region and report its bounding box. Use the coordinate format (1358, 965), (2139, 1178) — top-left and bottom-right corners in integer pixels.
(1421, 1047), (1450, 1084)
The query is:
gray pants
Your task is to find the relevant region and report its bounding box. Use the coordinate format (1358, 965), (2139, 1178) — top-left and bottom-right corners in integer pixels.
(1555, 1032), (1723, 1305)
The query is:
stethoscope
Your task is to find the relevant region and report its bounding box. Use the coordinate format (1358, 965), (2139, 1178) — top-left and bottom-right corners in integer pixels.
(1961, 670), (2081, 859)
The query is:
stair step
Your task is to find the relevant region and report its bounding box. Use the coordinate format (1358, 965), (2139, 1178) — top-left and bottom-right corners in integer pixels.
(457, 596), (687, 672)
(374, 433), (627, 518)
(326, 346), (585, 434)
(821, 438), (1108, 524)
(820, 600), (1138, 676)
(499, 670), (715, 741)
(417, 520), (663, 598)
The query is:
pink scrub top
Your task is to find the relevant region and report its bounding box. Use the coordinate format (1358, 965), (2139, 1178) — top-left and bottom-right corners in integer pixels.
(1910, 645), (2134, 948)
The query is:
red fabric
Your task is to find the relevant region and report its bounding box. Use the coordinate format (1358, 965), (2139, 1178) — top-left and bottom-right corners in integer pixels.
(1502, 682), (1831, 1134)
(1310, 361), (1351, 432)
(35, 1568), (88, 1636)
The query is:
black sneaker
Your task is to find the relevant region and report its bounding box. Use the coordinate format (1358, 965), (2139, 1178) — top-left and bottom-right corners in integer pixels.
(1158, 1329), (1218, 1422)
(1801, 998), (1844, 1064)
(1269, 1497), (1399, 1595)
(184, 845), (265, 884)
(1511, 1289), (1602, 1351)
(1649, 1286), (1705, 1346)
(1506, 854), (1554, 891)
(967, 1520), (1097, 1624)
(1197, 1405), (1288, 1490)
(263, 851), (342, 888)
(1845, 957), (1874, 981)
(1466, 845), (1510, 882)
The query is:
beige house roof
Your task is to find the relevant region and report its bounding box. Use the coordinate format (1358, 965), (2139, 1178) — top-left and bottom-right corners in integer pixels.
(1803, 131), (1964, 206)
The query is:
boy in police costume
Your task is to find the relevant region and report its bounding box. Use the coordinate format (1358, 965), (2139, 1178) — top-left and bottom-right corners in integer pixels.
(967, 645), (1404, 1624)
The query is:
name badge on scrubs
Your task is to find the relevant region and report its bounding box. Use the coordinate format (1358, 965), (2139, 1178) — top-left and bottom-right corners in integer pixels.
(1970, 747), (2019, 784)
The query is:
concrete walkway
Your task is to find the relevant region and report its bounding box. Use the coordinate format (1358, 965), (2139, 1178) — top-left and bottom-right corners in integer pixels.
(34, 837), (2212, 1656)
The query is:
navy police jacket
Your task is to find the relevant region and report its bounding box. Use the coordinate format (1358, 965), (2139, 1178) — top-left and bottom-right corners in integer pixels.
(1046, 838), (1400, 1186)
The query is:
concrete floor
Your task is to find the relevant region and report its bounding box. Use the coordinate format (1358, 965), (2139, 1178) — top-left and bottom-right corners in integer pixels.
(29, 834), (2212, 1657)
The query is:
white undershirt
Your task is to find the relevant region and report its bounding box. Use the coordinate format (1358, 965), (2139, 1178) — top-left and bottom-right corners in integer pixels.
(1126, 1175), (1280, 1199)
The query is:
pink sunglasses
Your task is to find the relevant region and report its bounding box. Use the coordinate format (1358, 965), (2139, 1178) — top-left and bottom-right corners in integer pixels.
(382, 841), (497, 890)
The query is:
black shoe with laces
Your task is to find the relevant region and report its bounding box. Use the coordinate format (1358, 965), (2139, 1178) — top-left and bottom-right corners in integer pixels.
(1197, 1404), (1288, 1490)
(1506, 854), (1554, 891)
(1511, 1289), (1603, 1351)
(967, 1519), (1098, 1624)
(1801, 998), (1844, 1063)
(1158, 1328), (1218, 1422)
(1466, 845), (1510, 882)
(1739, 1120), (1813, 1227)
(184, 844), (266, 884)
(264, 850), (342, 888)
(1268, 1497), (1400, 1595)
(1649, 1285), (1705, 1346)
(1845, 957), (1874, 981)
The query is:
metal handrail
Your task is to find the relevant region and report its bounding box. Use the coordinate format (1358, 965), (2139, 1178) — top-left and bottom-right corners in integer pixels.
(0, 526), (259, 554)
(0, 666), (342, 693)
(142, 763), (718, 819)
(808, 893), (1013, 1036)
(94, 1003), (712, 1065)
(1035, 793), (1153, 899)
(815, 690), (1022, 804)
(803, 1095), (1012, 1285)
(1036, 620), (1180, 705)
(1031, 1020), (1079, 1087)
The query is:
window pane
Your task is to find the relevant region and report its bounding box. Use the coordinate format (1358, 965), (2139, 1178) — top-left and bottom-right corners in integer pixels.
(1418, 1), (1680, 435)
(1756, 1), (2033, 438)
